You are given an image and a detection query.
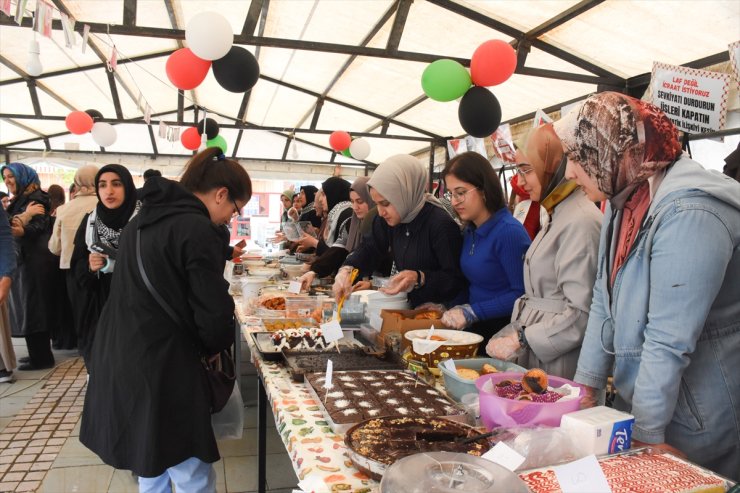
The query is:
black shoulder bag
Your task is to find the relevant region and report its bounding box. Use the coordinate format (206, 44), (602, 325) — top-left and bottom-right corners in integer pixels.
(136, 228), (235, 413)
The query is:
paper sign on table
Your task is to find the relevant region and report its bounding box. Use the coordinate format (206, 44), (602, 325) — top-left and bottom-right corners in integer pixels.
(288, 281), (302, 294)
(296, 474), (327, 493)
(481, 441), (526, 472)
(321, 320), (343, 344)
(323, 359), (333, 389)
(553, 454), (611, 493)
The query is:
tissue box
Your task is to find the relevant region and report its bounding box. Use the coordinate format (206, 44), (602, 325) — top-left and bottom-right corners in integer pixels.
(560, 406), (634, 456)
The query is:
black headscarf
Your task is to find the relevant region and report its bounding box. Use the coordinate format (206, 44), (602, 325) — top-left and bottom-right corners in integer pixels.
(95, 164), (138, 230)
(301, 185), (318, 205)
(321, 177), (350, 212)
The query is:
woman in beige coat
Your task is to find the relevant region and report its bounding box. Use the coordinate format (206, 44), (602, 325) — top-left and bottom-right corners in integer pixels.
(486, 124), (602, 379)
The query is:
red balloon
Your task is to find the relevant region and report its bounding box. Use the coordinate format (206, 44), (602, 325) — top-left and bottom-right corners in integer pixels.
(470, 40), (517, 87)
(329, 131), (351, 151)
(181, 127), (201, 150)
(166, 48), (211, 90)
(65, 111), (94, 135)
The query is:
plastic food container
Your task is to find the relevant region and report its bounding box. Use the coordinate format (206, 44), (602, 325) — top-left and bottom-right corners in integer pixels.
(475, 372), (584, 430)
(283, 221), (313, 241)
(438, 357), (526, 402)
(285, 296), (323, 322)
(404, 329), (482, 374)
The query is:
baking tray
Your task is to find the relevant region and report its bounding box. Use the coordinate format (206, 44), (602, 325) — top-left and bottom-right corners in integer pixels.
(304, 370), (469, 434)
(250, 331), (366, 362)
(284, 349), (403, 382)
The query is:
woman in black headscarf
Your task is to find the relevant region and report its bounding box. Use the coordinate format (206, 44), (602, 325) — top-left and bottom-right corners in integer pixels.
(298, 177), (369, 288)
(298, 185), (321, 228)
(71, 164), (140, 366)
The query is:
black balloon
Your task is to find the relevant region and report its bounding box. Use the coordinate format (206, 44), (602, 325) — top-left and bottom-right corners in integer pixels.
(197, 118), (220, 140)
(458, 86), (502, 138)
(212, 46), (260, 93)
(85, 109), (104, 122)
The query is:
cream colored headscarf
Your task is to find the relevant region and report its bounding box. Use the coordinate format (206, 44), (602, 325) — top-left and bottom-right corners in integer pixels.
(368, 154), (439, 224)
(74, 164), (99, 196)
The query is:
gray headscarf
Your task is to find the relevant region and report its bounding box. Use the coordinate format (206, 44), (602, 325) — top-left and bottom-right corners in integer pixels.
(368, 154), (442, 224)
(73, 164), (99, 197)
(346, 176), (374, 252)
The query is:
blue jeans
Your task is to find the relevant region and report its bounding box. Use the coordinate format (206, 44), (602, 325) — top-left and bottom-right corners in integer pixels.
(138, 457), (215, 493)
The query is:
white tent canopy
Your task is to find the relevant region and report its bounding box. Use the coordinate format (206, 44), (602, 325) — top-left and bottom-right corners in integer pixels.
(1, 0), (739, 178)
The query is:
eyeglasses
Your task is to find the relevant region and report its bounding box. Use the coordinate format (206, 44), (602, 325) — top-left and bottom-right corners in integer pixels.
(516, 166), (535, 179)
(443, 188), (478, 203)
(231, 198), (241, 218)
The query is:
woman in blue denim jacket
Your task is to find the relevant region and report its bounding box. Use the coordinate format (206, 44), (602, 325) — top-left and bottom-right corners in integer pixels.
(555, 92), (740, 480)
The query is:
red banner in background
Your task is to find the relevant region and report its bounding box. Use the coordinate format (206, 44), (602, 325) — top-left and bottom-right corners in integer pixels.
(491, 124), (516, 164)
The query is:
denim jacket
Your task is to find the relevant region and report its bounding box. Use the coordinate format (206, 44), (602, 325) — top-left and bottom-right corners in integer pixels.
(575, 157), (740, 480)
(0, 207), (16, 278)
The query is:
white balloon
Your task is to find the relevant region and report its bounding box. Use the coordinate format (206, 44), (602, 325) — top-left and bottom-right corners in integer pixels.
(349, 137), (371, 160)
(186, 12), (234, 61)
(91, 122), (117, 147)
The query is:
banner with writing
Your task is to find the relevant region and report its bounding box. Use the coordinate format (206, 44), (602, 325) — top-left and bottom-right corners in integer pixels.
(729, 41), (740, 86)
(650, 62), (730, 134)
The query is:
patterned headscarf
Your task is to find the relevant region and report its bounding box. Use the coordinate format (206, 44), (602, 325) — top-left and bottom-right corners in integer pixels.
(554, 91), (681, 198)
(1, 162), (40, 198)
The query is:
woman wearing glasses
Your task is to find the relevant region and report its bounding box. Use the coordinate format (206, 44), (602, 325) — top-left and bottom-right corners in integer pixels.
(438, 152), (530, 343)
(81, 147), (252, 492)
(333, 154), (466, 308)
(485, 123), (602, 380)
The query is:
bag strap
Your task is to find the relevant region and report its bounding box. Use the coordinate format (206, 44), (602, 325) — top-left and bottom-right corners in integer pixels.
(137, 227), (207, 355)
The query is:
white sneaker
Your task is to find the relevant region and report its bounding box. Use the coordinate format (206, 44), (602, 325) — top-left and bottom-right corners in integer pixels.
(0, 369), (14, 383)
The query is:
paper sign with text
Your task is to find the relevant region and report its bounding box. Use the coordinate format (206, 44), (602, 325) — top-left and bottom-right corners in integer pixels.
(481, 441), (526, 472)
(650, 62), (730, 134)
(288, 281), (302, 294)
(320, 319), (343, 344)
(323, 359), (333, 389)
(553, 454), (611, 493)
(729, 41), (740, 85)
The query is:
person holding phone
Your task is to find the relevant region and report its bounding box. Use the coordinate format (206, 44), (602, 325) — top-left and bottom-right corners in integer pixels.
(70, 164), (140, 366)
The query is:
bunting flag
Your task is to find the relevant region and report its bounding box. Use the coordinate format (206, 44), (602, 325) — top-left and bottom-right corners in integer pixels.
(81, 24), (90, 53)
(447, 136), (487, 159)
(158, 121), (168, 139)
(144, 104), (152, 124)
(107, 47), (118, 72)
(490, 123), (516, 164)
(60, 12), (76, 48)
(14, 0), (28, 24)
(1, 0), (12, 17)
(532, 108), (553, 127)
(33, 0), (53, 38)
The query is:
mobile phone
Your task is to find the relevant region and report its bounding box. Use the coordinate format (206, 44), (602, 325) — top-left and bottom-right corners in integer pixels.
(235, 239), (246, 248)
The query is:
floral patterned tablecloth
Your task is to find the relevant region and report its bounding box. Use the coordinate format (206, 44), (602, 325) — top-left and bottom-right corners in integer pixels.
(237, 303), (379, 493)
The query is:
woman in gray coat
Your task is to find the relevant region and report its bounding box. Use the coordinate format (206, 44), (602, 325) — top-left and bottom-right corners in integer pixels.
(486, 123), (602, 379)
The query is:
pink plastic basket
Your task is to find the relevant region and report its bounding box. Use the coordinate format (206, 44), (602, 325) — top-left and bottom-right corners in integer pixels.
(475, 372), (584, 430)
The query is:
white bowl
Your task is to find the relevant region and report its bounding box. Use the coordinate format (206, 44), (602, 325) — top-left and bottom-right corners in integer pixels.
(244, 259), (265, 268)
(249, 267), (280, 278)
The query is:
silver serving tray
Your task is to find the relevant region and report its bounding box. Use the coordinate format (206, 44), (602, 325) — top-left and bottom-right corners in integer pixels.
(250, 331), (364, 362)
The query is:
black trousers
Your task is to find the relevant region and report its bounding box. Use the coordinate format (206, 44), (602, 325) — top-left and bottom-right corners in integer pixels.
(25, 331), (54, 367)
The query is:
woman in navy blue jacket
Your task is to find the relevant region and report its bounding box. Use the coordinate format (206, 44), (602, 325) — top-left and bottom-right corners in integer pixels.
(440, 152), (530, 342)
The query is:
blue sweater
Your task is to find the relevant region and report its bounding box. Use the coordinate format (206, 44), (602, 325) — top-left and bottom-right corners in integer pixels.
(0, 207), (16, 278)
(462, 208), (530, 320)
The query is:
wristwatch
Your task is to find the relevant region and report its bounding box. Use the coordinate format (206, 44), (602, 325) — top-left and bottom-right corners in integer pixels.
(517, 325), (529, 349)
(414, 270), (424, 289)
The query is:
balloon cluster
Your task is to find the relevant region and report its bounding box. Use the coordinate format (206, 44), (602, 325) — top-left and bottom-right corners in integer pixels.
(181, 117), (227, 152)
(421, 39), (516, 138)
(65, 109), (117, 147)
(328, 131), (371, 161)
(166, 11), (260, 94)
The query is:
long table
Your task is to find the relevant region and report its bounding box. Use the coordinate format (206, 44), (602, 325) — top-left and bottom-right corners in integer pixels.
(235, 301), (379, 493)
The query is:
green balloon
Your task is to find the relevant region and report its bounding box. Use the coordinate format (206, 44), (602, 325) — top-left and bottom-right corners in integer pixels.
(207, 135), (228, 154)
(421, 59), (472, 102)
(341, 148), (352, 157)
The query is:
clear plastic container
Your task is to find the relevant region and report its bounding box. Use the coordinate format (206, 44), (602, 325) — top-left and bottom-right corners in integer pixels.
(285, 296), (323, 322)
(438, 357), (526, 402)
